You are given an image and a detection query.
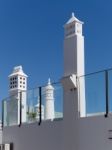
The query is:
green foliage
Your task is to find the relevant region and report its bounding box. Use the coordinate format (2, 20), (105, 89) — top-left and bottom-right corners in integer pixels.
(27, 112), (36, 119)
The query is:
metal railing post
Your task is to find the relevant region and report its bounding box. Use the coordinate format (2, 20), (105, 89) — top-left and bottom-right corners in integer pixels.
(2, 100), (4, 130)
(19, 92), (22, 127)
(105, 70), (109, 117)
(38, 87), (42, 125)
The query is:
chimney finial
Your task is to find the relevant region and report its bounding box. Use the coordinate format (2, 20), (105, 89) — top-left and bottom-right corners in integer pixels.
(48, 78), (51, 85)
(72, 12), (75, 17)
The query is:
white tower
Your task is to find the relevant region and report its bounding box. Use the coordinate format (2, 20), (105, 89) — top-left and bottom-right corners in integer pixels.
(64, 13), (85, 117)
(44, 78), (55, 120)
(8, 66), (28, 123)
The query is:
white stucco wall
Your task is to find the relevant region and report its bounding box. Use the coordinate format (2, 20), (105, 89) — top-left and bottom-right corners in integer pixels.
(0, 130), (2, 145)
(3, 114), (112, 150)
(2, 120), (63, 150)
(78, 116), (112, 150)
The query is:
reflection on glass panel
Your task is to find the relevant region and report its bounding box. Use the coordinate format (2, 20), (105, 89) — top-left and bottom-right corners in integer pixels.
(26, 88), (39, 123)
(79, 71), (106, 117)
(53, 84), (63, 119)
(42, 82), (63, 121)
(108, 70), (112, 113)
(3, 94), (20, 126)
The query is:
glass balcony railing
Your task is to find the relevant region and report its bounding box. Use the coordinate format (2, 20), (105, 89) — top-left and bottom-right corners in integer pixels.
(78, 71), (106, 117)
(3, 68), (112, 126)
(3, 94), (20, 126)
(2, 82), (63, 127)
(25, 88), (40, 124)
(78, 69), (112, 117)
(41, 83), (63, 121)
(107, 70), (112, 113)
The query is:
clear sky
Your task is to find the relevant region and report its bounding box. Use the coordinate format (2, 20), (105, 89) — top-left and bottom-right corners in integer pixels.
(0, 0), (112, 100)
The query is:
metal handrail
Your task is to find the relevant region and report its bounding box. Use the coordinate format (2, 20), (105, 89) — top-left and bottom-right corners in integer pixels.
(78, 67), (112, 78)
(38, 87), (42, 126)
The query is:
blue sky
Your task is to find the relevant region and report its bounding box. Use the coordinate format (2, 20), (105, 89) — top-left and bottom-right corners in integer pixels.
(0, 0), (112, 100)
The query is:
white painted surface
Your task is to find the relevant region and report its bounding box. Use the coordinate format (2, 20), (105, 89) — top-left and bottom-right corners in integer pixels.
(0, 123), (2, 145)
(64, 14), (85, 116)
(3, 121), (63, 150)
(78, 116), (112, 150)
(44, 79), (55, 120)
(66, 13), (83, 25)
(9, 66), (28, 123)
(3, 114), (112, 150)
